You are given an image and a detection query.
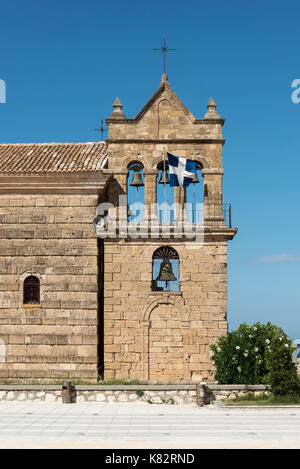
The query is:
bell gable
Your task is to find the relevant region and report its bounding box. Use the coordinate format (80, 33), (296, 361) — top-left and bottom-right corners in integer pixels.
(106, 74), (224, 141)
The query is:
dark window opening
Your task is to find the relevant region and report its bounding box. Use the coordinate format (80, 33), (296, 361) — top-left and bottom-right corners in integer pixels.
(23, 276), (40, 304)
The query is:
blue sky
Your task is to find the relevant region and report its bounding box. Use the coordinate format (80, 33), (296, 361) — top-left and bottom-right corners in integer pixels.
(0, 0), (300, 337)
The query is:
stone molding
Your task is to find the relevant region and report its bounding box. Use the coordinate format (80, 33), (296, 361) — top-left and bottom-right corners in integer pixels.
(202, 168), (224, 176)
(0, 173), (111, 194)
(106, 139), (225, 145)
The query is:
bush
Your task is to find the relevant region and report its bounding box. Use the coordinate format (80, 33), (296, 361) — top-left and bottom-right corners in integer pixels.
(210, 321), (297, 395)
(264, 333), (298, 395)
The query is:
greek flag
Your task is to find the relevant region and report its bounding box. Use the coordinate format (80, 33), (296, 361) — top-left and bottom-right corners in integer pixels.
(167, 153), (196, 188)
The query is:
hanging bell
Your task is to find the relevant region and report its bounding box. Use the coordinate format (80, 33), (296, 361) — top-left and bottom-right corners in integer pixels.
(158, 170), (170, 185)
(192, 171), (200, 184)
(130, 169), (144, 187)
(156, 259), (177, 282)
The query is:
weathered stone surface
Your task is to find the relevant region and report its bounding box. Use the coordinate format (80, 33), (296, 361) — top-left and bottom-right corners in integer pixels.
(0, 194), (99, 380)
(0, 76), (236, 382)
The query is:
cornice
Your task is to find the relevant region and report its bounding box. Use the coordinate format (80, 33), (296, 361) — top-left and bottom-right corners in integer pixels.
(202, 168), (224, 176)
(106, 139), (225, 145)
(194, 118), (225, 126)
(204, 227), (238, 240)
(95, 227), (238, 241)
(0, 172), (111, 194)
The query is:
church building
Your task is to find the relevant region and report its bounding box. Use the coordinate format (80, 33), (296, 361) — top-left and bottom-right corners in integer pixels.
(0, 74), (237, 382)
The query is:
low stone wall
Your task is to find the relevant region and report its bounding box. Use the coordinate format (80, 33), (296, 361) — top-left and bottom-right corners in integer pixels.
(207, 384), (270, 401)
(0, 385), (197, 405)
(0, 384), (270, 404)
(0, 390), (62, 402)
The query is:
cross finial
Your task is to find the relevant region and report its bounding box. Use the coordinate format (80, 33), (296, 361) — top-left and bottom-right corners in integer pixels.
(94, 120), (108, 141)
(152, 38), (176, 75)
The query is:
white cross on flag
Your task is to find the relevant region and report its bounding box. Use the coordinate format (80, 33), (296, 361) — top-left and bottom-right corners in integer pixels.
(167, 153), (196, 188)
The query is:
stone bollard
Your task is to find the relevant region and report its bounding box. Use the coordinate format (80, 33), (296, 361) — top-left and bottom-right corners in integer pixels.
(196, 382), (207, 406)
(62, 381), (72, 404)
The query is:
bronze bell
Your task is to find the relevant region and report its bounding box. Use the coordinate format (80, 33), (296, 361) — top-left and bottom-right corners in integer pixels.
(130, 169), (144, 187)
(192, 171), (200, 184)
(156, 259), (177, 282)
(158, 170), (170, 185)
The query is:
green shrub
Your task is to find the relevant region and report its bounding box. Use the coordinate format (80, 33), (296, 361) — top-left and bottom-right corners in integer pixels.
(210, 321), (297, 394)
(264, 333), (298, 395)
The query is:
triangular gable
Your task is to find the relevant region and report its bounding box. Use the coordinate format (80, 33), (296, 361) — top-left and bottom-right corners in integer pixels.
(106, 79), (201, 140)
(134, 82), (195, 124)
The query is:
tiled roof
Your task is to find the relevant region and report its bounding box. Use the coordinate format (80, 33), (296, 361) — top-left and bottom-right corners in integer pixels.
(0, 142), (108, 173)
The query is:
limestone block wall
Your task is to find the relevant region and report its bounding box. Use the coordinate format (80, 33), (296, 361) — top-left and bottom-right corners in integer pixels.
(103, 239), (228, 382)
(107, 142), (223, 172)
(0, 194), (99, 381)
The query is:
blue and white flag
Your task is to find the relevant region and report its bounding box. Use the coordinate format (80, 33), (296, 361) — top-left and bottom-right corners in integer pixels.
(167, 153), (196, 188)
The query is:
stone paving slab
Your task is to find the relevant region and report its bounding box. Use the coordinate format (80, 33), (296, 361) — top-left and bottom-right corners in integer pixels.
(0, 402), (300, 448)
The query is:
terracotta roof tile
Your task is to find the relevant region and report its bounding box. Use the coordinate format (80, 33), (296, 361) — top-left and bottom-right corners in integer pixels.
(0, 142), (108, 173)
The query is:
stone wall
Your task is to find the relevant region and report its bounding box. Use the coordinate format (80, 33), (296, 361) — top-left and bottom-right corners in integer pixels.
(0, 76), (237, 383)
(0, 389), (197, 405)
(0, 385), (270, 405)
(0, 194), (99, 380)
(100, 77), (236, 382)
(208, 384), (271, 401)
(103, 240), (228, 382)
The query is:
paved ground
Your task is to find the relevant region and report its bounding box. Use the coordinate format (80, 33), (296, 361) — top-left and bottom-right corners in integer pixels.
(0, 401), (300, 448)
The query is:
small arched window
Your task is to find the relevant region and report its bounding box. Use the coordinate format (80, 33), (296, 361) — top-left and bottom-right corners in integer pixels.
(127, 162), (145, 223)
(156, 161), (174, 223)
(23, 276), (40, 304)
(152, 246), (179, 292)
(186, 162), (203, 223)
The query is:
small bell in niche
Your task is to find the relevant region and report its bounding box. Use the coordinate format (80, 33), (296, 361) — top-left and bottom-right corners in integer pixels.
(156, 259), (177, 288)
(158, 170), (170, 185)
(191, 171), (199, 184)
(130, 166), (144, 188)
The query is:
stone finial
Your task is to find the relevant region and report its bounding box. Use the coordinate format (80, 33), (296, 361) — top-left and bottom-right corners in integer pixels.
(160, 73), (170, 88)
(204, 97), (220, 119)
(110, 97), (125, 119)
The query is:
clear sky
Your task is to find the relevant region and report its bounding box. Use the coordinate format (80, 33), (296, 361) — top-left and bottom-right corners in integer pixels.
(0, 0), (300, 337)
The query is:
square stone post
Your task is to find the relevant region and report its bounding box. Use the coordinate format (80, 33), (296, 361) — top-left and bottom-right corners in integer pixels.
(173, 186), (185, 222)
(144, 170), (157, 227)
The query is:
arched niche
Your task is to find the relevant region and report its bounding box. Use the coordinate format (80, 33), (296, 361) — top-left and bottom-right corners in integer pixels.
(151, 246), (179, 292)
(23, 275), (40, 305)
(156, 161), (174, 223)
(186, 161), (204, 223)
(141, 294), (189, 381)
(127, 161), (145, 223)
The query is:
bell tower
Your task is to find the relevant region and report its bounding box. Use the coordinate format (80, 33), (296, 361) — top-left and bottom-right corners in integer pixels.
(98, 74), (237, 382)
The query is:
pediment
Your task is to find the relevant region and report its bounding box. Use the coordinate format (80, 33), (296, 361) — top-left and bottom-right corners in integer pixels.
(106, 78), (224, 141)
(107, 81), (199, 140)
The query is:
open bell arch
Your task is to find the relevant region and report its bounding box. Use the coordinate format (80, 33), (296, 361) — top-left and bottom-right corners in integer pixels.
(152, 246), (179, 292)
